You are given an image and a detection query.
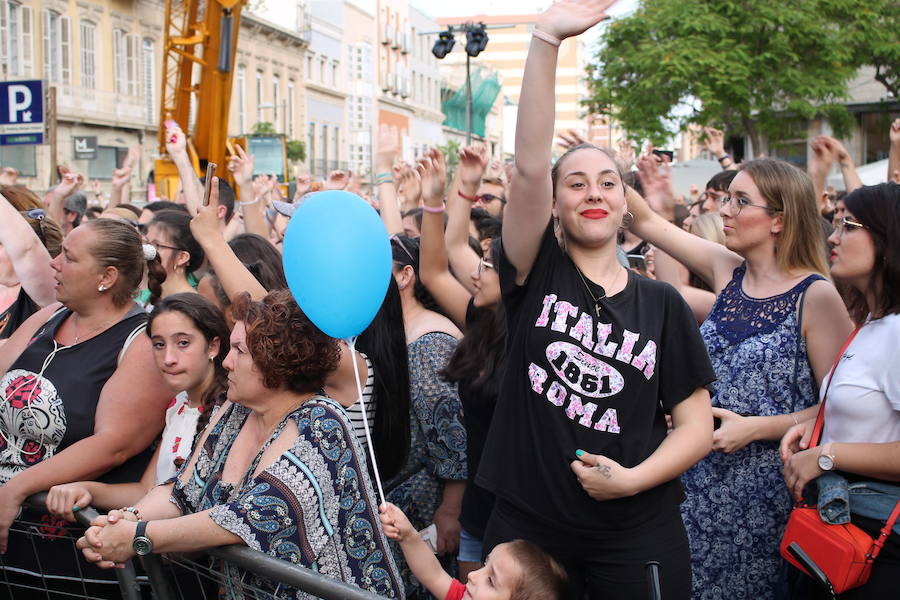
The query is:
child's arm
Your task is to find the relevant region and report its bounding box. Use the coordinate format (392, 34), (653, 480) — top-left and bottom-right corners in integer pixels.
(380, 503), (454, 599)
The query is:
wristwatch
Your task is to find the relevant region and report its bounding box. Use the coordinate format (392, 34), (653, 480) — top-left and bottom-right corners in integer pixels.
(817, 444), (836, 472)
(132, 520), (153, 556)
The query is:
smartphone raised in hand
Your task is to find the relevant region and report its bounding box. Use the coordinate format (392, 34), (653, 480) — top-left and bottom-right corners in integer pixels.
(202, 162), (217, 206)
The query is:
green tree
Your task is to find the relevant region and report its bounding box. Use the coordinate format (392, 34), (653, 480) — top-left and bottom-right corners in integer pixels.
(285, 140), (306, 162)
(437, 139), (461, 183)
(840, 0), (900, 99)
(251, 121), (277, 135)
(585, 0), (870, 151)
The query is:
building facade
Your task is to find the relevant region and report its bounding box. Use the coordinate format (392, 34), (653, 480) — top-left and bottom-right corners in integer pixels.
(343, 1), (376, 178)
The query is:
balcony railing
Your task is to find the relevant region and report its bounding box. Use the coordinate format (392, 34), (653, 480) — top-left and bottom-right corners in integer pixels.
(56, 84), (150, 128)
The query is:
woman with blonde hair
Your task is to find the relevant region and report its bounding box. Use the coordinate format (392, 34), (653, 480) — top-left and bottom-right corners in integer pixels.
(628, 157), (854, 597)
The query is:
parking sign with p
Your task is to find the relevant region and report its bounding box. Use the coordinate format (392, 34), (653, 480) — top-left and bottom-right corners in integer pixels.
(0, 80), (45, 145)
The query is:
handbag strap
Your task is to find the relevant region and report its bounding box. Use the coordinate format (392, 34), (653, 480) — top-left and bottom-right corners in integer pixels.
(867, 498), (900, 561)
(808, 325), (862, 448)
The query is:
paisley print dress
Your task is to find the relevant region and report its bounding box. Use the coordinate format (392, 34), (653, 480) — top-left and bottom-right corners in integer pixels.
(172, 396), (403, 599)
(681, 265), (824, 599)
(385, 332), (468, 599)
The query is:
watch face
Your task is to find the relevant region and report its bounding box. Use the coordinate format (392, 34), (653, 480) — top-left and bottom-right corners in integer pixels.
(133, 536), (152, 556)
(818, 455), (834, 471)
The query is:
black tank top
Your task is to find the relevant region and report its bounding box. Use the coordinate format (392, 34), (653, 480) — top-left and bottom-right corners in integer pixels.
(0, 305), (154, 484)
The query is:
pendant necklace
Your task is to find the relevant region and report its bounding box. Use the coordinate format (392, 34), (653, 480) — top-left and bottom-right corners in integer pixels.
(572, 261), (623, 317)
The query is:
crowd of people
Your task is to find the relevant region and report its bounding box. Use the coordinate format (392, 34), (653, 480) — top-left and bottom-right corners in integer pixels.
(0, 1), (898, 599)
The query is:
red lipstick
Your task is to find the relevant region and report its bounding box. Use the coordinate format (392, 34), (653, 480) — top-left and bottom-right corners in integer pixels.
(581, 208), (609, 220)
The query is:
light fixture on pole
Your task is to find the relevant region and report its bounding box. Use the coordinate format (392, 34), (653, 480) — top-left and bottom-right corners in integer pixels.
(431, 23), (489, 144)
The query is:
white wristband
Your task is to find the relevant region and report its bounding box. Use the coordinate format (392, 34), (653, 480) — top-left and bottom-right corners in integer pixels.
(239, 198), (260, 207)
(532, 29), (561, 48)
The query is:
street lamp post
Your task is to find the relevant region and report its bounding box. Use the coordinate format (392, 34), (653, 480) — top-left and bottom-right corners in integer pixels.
(431, 23), (489, 145)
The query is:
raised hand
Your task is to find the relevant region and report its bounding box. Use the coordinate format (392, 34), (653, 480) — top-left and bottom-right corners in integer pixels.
(616, 139), (635, 170)
(417, 148), (447, 206)
(123, 145), (142, 170)
(0, 167), (19, 186)
(457, 144), (488, 189)
(636, 153), (674, 216)
(820, 136), (851, 165)
(890, 118), (900, 146)
(293, 174), (312, 201)
(111, 166), (132, 191)
(227, 144), (255, 188)
(323, 170), (350, 191)
(164, 120), (187, 159)
(535, 0), (614, 41)
(55, 171), (84, 199)
(702, 126), (727, 158)
(557, 129), (588, 150)
(808, 136), (835, 178)
(190, 176), (223, 244)
(375, 124), (400, 171)
(396, 161), (422, 206)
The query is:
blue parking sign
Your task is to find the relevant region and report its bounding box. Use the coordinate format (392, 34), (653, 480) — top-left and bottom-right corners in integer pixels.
(0, 80), (44, 145)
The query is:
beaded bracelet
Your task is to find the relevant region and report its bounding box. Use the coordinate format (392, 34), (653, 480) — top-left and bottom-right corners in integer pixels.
(121, 506), (143, 520)
(422, 203), (446, 214)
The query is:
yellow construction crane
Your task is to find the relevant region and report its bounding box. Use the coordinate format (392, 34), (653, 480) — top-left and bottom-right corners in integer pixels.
(154, 0), (244, 199)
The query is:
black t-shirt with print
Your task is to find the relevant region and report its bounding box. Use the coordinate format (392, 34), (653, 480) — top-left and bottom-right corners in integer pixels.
(477, 223), (715, 537)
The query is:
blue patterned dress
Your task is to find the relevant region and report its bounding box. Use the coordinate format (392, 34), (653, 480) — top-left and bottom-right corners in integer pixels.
(385, 332), (468, 599)
(681, 264), (824, 600)
(172, 396), (403, 599)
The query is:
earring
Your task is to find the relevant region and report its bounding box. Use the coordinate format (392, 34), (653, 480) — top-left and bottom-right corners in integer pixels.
(621, 210), (634, 229)
(98, 285), (107, 293)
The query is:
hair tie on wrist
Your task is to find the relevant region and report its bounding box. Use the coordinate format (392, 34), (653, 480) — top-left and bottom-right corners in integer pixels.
(532, 28), (561, 47)
(142, 244), (157, 261)
(457, 190), (478, 202)
(422, 203), (446, 214)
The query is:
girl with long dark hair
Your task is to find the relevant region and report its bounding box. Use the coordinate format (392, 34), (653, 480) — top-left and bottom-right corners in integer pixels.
(46, 293), (229, 518)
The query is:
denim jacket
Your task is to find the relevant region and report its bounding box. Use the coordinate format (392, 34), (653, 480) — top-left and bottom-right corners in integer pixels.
(814, 472), (900, 535)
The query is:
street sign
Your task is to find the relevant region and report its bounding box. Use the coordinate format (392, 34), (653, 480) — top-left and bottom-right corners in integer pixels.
(0, 80), (44, 145)
(73, 136), (97, 160)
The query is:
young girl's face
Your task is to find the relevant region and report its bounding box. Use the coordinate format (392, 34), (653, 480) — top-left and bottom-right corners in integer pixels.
(150, 311), (218, 395)
(464, 543), (523, 600)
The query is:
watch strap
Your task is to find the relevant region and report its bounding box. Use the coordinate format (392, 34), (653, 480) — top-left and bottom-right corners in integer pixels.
(135, 520), (148, 538)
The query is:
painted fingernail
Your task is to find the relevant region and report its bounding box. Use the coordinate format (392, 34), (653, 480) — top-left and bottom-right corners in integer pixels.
(72, 505), (80, 512)
(575, 449), (585, 458)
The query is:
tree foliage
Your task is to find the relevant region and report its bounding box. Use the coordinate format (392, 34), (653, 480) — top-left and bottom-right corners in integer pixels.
(585, 0), (882, 150)
(251, 121), (277, 135)
(285, 140), (306, 162)
(839, 0), (900, 99)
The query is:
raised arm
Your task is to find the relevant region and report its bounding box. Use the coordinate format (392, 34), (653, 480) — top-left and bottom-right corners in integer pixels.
(190, 177), (267, 301)
(46, 169), (82, 227)
(822, 137), (862, 193)
(227, 144), (268, 238)
(164, 122), (203, 216)
(375, 124), (403, 235)
(627, 185), (740, 293)
(702, 127), (737, 171)
(0, 194), (56, 307)
(447, 144), (487, 295)
(418, 149), (470, 328)
(889, 119), (900, 184)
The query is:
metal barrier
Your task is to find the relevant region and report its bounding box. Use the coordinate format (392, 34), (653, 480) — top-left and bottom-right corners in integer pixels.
(22, 493), (383, 600)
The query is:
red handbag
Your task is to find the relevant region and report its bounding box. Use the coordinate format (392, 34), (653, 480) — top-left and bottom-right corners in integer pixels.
(779, 327), (900, 593)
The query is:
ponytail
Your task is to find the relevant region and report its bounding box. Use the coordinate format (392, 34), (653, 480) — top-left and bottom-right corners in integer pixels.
(146, 253), (167, 306)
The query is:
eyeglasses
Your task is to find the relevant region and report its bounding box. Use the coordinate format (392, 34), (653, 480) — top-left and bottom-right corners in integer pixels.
(389, 233), (416, 264)
(835, 217), (865, 236)
(146, 240), (183, 253)
(478, 256), (494, 275)
(24, 208), (48, 245)
(719, 195), (782, 216)
(476, 193), (506, 205)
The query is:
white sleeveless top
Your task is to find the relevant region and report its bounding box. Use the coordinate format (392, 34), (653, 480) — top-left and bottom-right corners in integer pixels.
(156, 391), (202, 484)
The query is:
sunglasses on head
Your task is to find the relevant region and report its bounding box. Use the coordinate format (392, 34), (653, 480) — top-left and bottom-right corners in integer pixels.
(389, 233), (416, 263)
(24, 208), (48, 244)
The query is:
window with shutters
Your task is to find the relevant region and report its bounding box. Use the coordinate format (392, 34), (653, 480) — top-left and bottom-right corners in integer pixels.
(236, 65), (246, 134)
(80, 22), (96, 88)
(113, 29), (138, 95)
(286, 80), (294, 138)
(42, 9), (69, 83)
(1, 2), (34, 77)
(255, 70), (263, 123)
(142, 38), (154, 123)
(272, 74), (280, 126)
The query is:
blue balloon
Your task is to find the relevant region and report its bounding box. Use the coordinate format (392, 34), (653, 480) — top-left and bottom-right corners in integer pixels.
(282, 191), (392, 339)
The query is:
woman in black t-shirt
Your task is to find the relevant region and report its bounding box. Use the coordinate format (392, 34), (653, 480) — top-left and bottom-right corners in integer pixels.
(476, 2), (716, 598)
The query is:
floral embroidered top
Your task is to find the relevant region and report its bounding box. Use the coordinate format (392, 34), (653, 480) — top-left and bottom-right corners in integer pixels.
(171, 396), (403, 599)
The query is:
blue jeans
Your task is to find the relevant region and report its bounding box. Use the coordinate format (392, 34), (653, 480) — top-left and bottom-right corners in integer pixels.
(814, 473), (900, 535)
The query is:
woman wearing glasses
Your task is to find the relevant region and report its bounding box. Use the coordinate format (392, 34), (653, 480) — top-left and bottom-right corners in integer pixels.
(143, 209), (205, 304)
(0, 188), (63, 340)
(627, 159), (853, 596)
(781, 182), (900, 598)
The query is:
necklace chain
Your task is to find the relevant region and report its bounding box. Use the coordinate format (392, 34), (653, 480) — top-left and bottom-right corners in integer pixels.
(73, 314), (115, 344)
(571, 260), (624, 317)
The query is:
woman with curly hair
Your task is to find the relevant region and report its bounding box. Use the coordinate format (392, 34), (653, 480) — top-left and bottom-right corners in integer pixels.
(77, 290), (403, 599)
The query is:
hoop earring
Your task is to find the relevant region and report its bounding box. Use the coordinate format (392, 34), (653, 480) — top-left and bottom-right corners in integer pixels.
(621, 211), (634, 229)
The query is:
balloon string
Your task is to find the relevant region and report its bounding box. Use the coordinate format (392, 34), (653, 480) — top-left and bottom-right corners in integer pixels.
(347, 336), (386, 507)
